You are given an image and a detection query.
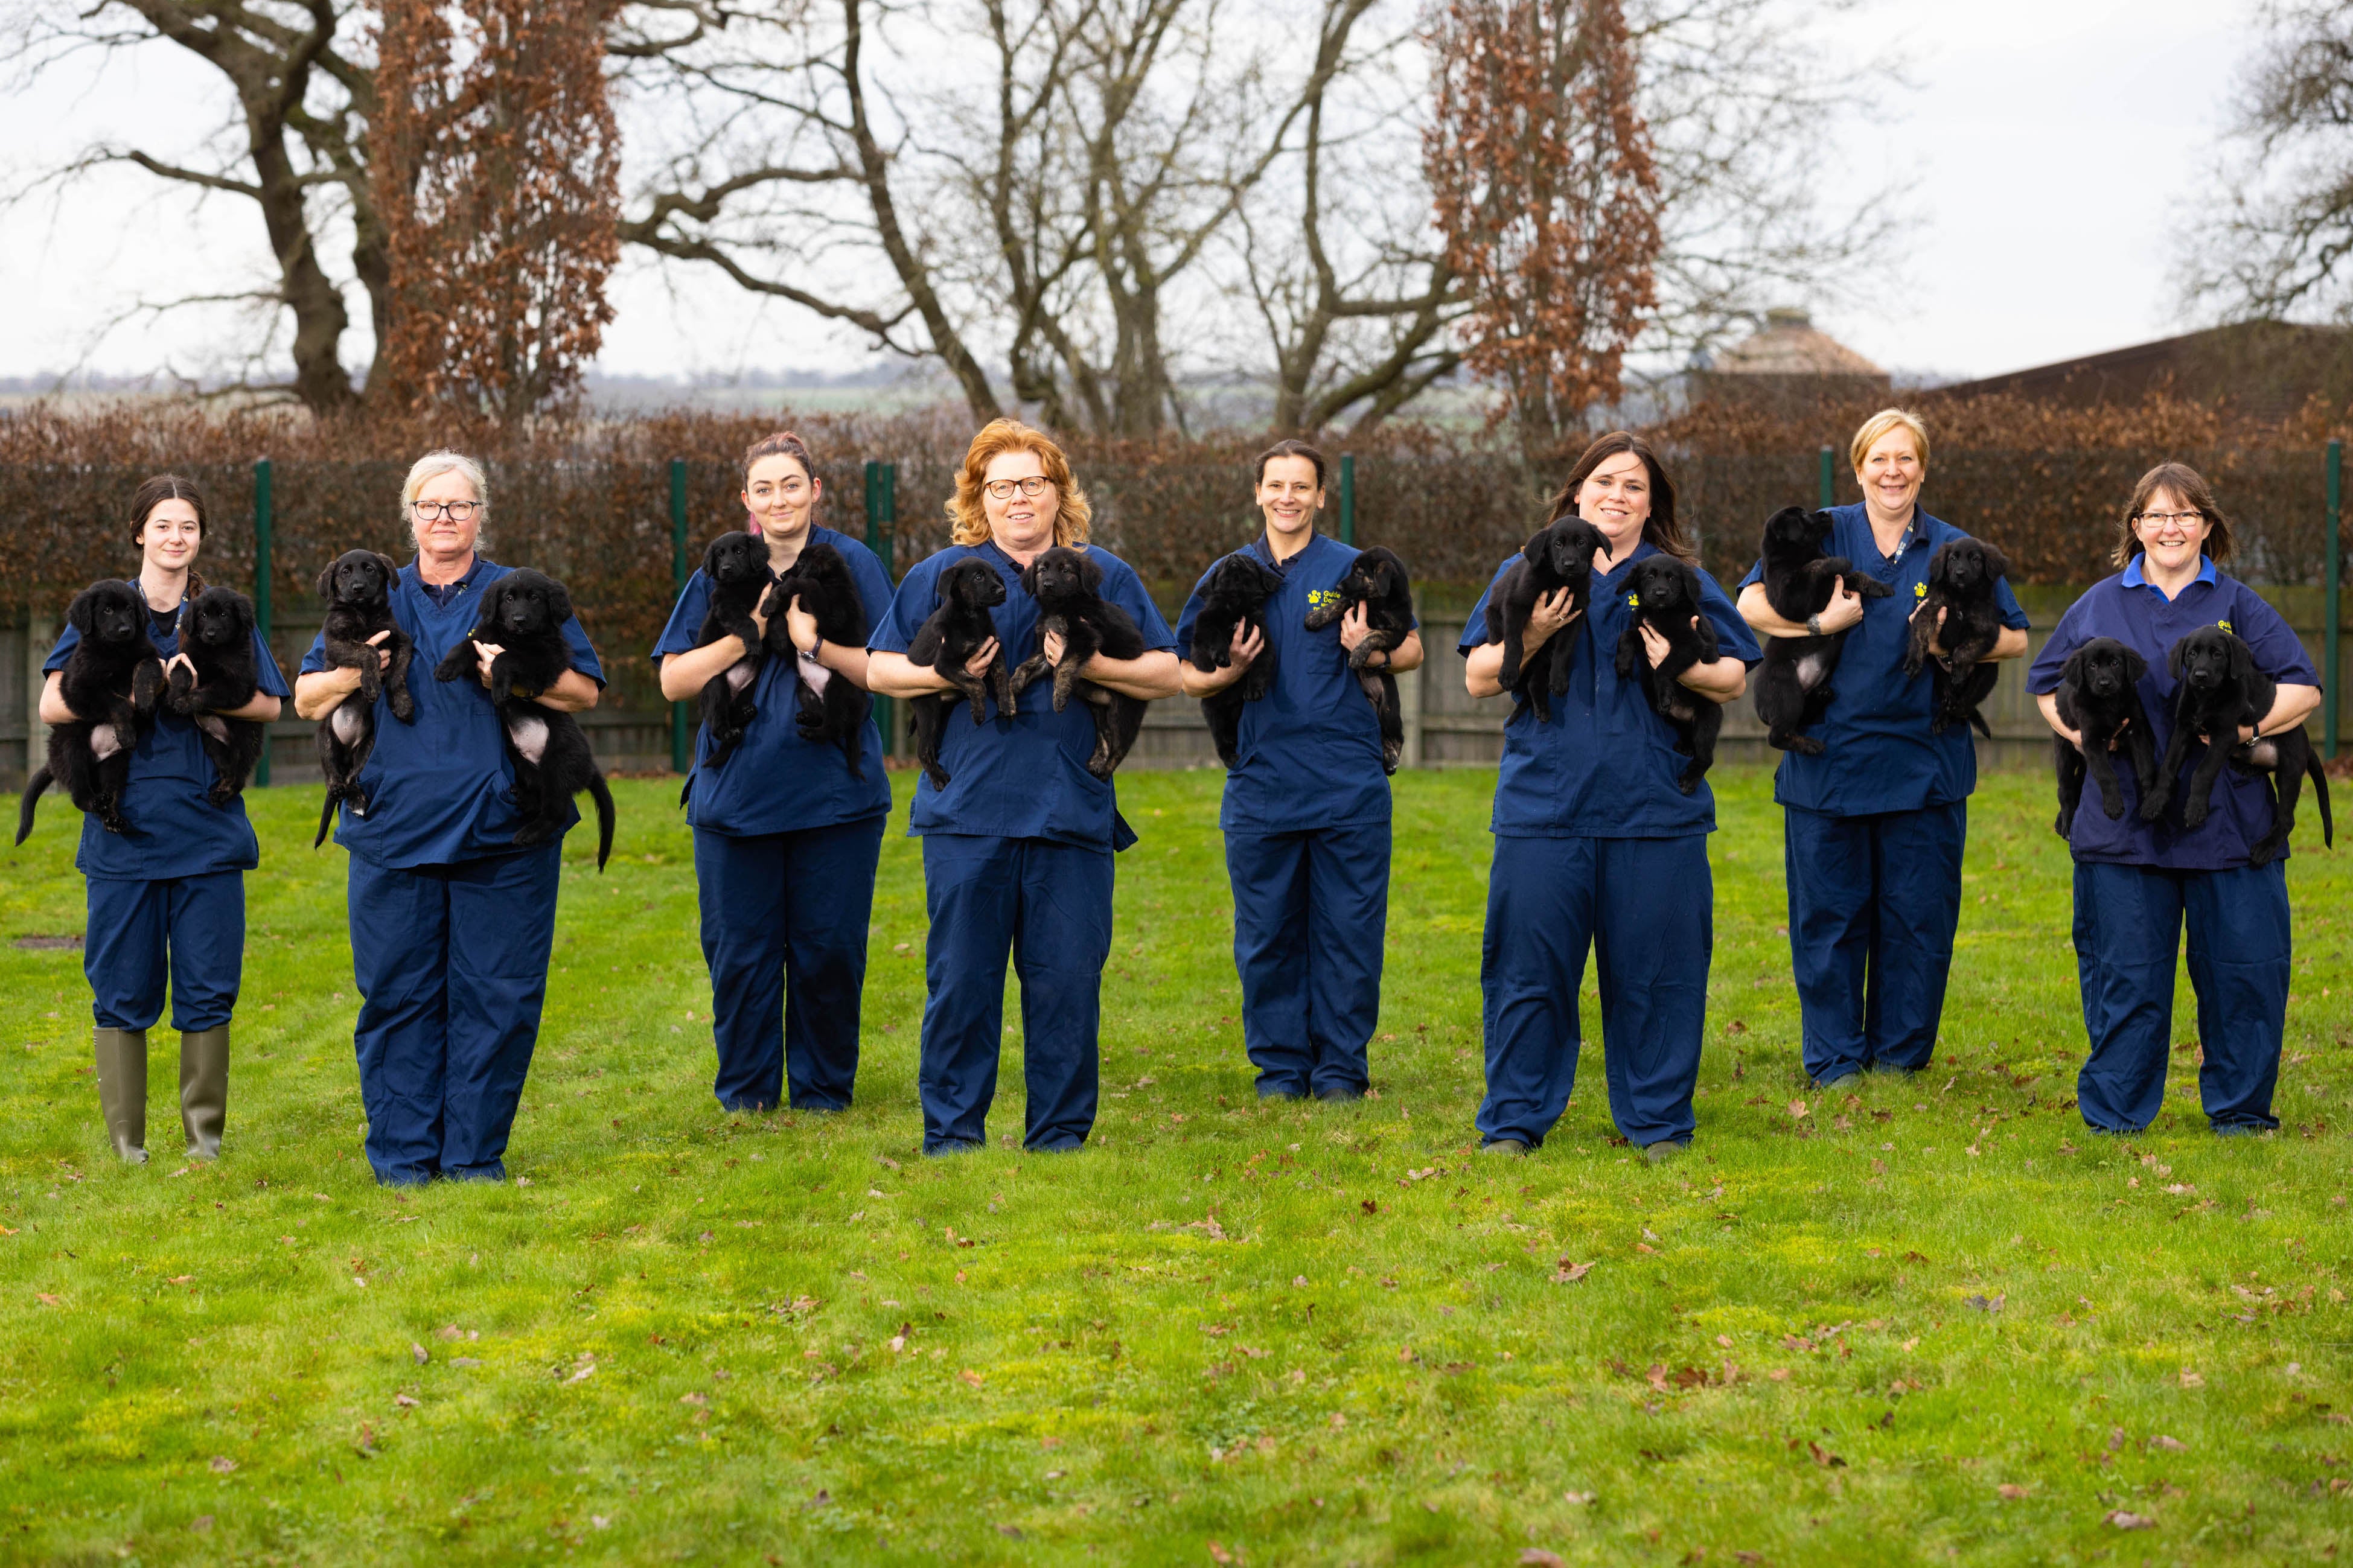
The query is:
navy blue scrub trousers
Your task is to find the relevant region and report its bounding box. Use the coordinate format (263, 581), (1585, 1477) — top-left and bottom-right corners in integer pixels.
(346, 843), (563, 1185)
(919, 834), (1112, 1155)
(2072, 858), (2288, 1133)
(1225, 823), (1389, 1099)
(1477, 834), (1711, 1149)
(694, 815), (886, 1113)
(1783, 802), (1965, 1083)
(84, 873), (243, 1031)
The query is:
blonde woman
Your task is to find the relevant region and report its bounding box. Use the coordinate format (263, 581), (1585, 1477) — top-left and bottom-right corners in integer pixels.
(1735, 409), (2029, 1088)
(292, 451), (603, 1185)
(867, 419), (1181, 1156)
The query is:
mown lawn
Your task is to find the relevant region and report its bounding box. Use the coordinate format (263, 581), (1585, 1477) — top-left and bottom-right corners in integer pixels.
(1, 766), (2348, 1566)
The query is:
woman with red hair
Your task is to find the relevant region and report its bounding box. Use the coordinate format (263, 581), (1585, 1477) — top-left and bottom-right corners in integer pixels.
(868, 419), (1182, 1156)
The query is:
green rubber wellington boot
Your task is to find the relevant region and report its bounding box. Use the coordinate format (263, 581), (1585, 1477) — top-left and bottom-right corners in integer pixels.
(179, 1027), (229, 1161)
(93, 1028), (150, 1165)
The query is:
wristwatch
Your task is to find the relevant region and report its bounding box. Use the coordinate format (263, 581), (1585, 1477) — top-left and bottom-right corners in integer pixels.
(1805, 613), (1823, 637)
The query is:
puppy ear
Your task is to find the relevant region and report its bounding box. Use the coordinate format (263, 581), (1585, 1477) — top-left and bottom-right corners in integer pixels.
(1979, 540), (2009, 580)
(1927, 546), (1952, 588)
(2167, 637), (2188, 679)
(315, 558), (338, 599)
(544, 578), (574, 625)
(375, 553), (401, 582)
(1079, 551), (1105, 591)
(2060, 645), (2087, 686)
(2122, 645), (2148, 682)
(66, 587), (95, 633)
(1020, 557), (1043, 594)
(2227, 632), (2255, 684)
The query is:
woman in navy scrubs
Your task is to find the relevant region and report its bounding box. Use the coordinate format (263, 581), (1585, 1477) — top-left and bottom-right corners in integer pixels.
(868, 419), (1181, 1156)
(653, 431), (894, 1114)
(37, 476), (289, 1164)
(1461, 433), (1758, 1160)
(293, 451), (604, 1185)
(2029, 463), (2320, 1135)
(1735, 409), (2031, 1086)
(1175, 440), (1423, 1101)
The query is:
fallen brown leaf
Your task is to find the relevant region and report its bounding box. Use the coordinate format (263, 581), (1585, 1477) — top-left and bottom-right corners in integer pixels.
(2104, 1510), (2156, 1530)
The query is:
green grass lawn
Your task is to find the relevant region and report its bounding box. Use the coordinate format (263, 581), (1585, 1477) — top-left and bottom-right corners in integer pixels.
(1, 766), (2349, 1566)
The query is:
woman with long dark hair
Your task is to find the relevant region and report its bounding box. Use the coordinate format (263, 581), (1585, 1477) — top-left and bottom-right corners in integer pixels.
(2028, 462), (2320, 1134)
(33, 476), (289, 1164)
(653, 431), (894, 1114)
(1460, 432), (1759, 1159)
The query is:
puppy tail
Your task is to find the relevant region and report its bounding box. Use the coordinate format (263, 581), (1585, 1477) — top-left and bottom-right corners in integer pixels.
(14, 766), (53, 846)
(2310, 751), (2334, 850)
(587, 769), (616, 873)
(314, 786), (340, 850)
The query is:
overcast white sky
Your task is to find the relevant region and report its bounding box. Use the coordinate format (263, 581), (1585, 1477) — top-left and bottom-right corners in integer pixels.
(0, 0), (2254, 388)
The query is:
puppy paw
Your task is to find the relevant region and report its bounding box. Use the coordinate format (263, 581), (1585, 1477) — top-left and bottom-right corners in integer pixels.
(389, 692), (417, 723)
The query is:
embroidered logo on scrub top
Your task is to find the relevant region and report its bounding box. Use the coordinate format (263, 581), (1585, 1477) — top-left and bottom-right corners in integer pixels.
(1915, 581), (1927, 599)
(1306, 588), (1338, 613)
(1626, 592), (1640, 607)
(2218, 619), (2233, 633)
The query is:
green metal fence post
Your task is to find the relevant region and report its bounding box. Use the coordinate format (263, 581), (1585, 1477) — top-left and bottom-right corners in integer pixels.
(866, 461), (898, 755)
(252, 457), (273, 786)
(1818, 445), (1835, 510)
(670, 458), (689, 774)
(2328, 438), (2342, 760)
(1338, 453), (1356, 546)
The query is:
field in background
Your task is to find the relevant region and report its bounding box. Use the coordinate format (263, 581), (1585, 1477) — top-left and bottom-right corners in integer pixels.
(1, 769), (2348, 1565)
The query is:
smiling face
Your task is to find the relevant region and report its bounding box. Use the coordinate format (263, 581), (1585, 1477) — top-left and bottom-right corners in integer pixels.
(1256, 454), (1323, 539)
(1574, 451), (1652, 554)
(1857, 427), (1925, 520)
(2132, 485), (2211, 578)
(743, 453), (820, 543)
(136, 497), (202, 579)
(983, 450), (1061, 558)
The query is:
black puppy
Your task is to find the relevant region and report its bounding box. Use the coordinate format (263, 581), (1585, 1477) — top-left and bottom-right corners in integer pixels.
(2143, 626), (2332, 865)
(763, 542), (872, 779)
(1750, 506), (1894, 754)
(692, 531), (774, 768)
(1189, 552), (1284, 769)
(1904, 536), (2010, 736)
(2051, 637), (2157, 836)
(1009, 546), (1149, 780)
(16, 581), (166, 843)
(313, 550), (417, 847)
(1613, 556), (1725, 795)
(433, 569), (615, 871)
(167, 585), (267, 806)
(906, 558), (1015, 789)
(1306, 546), (1417, 774)
(1483, 519), (1612, 722)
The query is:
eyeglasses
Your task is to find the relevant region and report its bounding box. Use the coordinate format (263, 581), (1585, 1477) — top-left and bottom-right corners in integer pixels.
(983, 477), (1053, 501)
(411, 500), (480, 522)
(2136, 510), (2203, 530)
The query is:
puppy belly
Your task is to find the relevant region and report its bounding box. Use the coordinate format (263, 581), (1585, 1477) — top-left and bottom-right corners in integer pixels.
(90, 724), (122, 760)
(196, 714), (230, 745)
(1795, 651), (1831, 689)
(799, 660), (834, 700)
(331, 703), (368, 746)
(506, 711), (552, 766)
(726, 660), (758, 695)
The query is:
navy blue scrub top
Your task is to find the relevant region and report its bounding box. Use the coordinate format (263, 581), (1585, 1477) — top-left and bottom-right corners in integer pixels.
(1173, 531), (1417, 834)
(2027, 556), (2320, 870)
(1458, 540), (1761, 838)
(651, 526), (896, 837)
(45, 589), (292, 881)
(869, 540), (1177, 852)
(1737, 505), (2030, 817)
(298, 556), (605, 870)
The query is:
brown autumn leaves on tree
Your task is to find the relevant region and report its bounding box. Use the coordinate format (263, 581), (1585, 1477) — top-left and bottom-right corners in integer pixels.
(374, 0), (621, 421)
(1425, 0), (1662, 459)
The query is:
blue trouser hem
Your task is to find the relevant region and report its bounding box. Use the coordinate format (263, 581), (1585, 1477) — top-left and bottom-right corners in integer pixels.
(1783, 802), (1965, 1083)
(1476, 835), (1712, 1149)
(695, 816), (885, 1115)
(1225, 823), (1390, 1100)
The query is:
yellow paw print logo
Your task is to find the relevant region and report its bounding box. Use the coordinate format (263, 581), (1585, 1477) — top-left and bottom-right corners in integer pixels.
(1914, 581), (1928, 599)
(2217, 619), (2233, 633)
(1626, 593), (1641, 608)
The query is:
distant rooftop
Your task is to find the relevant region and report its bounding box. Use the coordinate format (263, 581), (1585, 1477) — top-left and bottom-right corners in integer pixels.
(1710, 308), (1886, 379)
